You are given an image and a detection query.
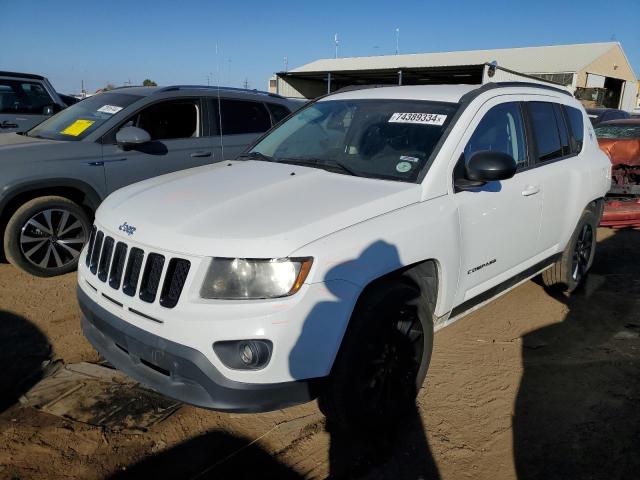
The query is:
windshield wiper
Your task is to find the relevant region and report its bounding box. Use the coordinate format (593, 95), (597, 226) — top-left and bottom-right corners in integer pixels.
(278, 157), (359, 177)
(237, 151), (275, 162)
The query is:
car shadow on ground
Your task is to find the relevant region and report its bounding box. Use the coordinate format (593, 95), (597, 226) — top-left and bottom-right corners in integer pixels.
(514, 229), (640, 479)
(0, 310), (52, 413)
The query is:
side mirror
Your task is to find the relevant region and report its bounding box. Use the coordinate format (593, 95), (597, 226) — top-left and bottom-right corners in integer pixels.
(43, 104), (62, 115)
(116, 126), (151, 149)
(456, 150), (517, 190)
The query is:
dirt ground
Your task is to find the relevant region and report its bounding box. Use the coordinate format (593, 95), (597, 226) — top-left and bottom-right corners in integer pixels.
(0, 227), (639, 479)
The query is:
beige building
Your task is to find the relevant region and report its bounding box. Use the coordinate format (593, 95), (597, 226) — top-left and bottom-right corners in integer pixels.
(271, 42), (638, 110)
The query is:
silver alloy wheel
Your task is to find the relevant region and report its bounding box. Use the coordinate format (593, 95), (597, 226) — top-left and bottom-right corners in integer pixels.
(571, 223), (593, 283)
(19, 208), (87, 269)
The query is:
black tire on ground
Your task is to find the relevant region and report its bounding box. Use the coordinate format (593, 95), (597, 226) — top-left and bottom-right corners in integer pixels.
(318, 264), (436, 432)
(3, 196), (91, 277)
(541, 206), (598, 293)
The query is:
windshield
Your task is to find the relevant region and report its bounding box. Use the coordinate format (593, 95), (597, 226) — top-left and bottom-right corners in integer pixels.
(595, 124), (640, 139)
(248, 99), (458, 182)
(28, 92), (142, 141)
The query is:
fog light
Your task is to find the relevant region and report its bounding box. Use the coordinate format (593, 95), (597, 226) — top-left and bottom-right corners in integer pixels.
(240, 343), (254, 365)
(213, 339), (273, 370)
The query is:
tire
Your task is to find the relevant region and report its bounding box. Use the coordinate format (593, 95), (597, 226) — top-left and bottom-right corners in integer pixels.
(4, 196), (91, 277)
(319, 268), (436, 432)
(541, 207), (597, 293)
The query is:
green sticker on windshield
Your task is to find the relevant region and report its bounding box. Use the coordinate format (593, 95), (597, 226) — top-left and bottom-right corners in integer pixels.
(396, 161), (412, 173)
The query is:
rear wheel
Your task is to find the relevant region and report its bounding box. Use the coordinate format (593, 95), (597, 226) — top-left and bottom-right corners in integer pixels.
(319, 272), (435, 431)
(4, 196), (90, 277)
(541, 208), (597, 292)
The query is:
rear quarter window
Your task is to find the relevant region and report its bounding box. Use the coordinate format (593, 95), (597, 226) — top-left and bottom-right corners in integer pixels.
(266, 103), (291, 124)
(564, 106), (585, 153)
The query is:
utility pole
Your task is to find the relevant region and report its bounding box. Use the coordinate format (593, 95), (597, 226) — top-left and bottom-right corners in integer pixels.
(395, 27), (400, 55)
(334, 33), (339, 59)
(243, 78), (250, 89)
(284, 56), (288, 72)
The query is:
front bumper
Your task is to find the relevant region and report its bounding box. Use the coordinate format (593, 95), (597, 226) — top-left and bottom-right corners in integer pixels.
(78, 286), (323, 412)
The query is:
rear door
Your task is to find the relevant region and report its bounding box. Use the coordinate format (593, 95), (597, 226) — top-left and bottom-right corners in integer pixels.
(212, 98), (273, 160)
(101, 97), (215, 194)
(524, 101), (589, 252)
(452, 99), (543, 305)
(0, 78), (59, 132)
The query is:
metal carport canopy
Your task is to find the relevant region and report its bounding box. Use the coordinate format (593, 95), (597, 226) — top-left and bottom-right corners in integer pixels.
(277, 64), (486, 85)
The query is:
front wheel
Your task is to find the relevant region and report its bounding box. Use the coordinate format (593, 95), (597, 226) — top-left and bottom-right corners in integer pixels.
(541, 208), (597, 293)
(4, 196), (91, 277)
(319, 276), (434, 432)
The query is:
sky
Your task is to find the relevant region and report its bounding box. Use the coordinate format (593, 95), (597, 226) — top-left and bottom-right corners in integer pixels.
(1, 0), (638, 94)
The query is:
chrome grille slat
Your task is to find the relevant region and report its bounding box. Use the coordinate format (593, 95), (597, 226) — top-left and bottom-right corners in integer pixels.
(86, 227), (189, 309)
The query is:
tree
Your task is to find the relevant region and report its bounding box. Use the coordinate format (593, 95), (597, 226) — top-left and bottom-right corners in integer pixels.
(142, 79), (157, 87)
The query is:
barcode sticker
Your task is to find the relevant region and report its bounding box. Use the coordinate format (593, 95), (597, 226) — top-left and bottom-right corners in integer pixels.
(97, 105), (123, 115)
(389, 113), (447, 126)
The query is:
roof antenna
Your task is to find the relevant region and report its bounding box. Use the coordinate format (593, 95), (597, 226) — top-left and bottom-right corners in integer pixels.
(216, 42), (224, 160)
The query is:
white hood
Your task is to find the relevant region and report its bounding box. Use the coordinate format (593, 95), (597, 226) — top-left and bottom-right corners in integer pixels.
(97, 160), (421, 258)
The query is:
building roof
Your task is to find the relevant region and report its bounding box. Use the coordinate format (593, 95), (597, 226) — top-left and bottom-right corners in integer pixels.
(290, 42), (620, 75)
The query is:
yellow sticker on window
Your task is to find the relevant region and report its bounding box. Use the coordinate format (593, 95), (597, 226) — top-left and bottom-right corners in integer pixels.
(61, 119), (95, 136)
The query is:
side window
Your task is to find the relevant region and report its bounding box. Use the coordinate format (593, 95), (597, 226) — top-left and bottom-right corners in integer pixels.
(219, 99), (271, 135)
(564, 106), (584, 153)
(464, 102), (527, 168)
(528, 102), (563, 162)
(127, 99), (200, 141)
(0, 80), (54, 115)
(266, 102), (291, 124)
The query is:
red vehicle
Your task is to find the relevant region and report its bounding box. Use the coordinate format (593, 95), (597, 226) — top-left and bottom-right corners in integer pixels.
(595, 119), (640, 228)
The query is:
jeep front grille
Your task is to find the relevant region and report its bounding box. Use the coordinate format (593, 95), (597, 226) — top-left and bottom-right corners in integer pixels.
(85, 228), (191, 309)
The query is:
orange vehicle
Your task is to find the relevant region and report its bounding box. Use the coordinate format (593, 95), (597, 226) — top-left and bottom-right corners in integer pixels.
(595, 119), (640, 228)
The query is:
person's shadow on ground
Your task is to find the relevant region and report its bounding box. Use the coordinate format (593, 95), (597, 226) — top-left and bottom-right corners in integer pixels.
(0, 310), (52, 413)
(118, 241), (440, 479)
(514, 229), (640, 479)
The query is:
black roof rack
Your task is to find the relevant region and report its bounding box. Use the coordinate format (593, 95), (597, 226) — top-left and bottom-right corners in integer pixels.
(0, 71), (45, 80)
(154, 85), (284, 98)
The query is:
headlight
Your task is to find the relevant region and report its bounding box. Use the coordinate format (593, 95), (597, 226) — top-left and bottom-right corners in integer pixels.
(200, 257), (313, 299)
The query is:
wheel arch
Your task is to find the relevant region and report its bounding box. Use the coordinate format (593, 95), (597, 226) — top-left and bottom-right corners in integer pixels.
(351, 257), (442, 324)
(0, 179), (101, 261)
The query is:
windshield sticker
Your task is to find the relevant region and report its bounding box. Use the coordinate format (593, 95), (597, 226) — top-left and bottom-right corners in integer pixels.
(60, 119), (95, 137)
(97, 105), (123, 115)
(389, 113), (447, 126)
(396, 161), (412, 173)
(399, 155), (420, 163)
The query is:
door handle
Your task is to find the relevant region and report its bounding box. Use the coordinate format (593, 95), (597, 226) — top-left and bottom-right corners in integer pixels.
(190, 151), (212, 158)
(0, 121), (18, 129)
(521, 185), (541, 196)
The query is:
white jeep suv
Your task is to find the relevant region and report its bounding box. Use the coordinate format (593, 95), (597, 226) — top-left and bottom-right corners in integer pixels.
(77, 83), (610, 429)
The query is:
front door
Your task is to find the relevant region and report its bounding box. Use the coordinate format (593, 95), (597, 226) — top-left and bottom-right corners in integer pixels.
(101, 97), (215, 194)
(452, 99), (543, 305)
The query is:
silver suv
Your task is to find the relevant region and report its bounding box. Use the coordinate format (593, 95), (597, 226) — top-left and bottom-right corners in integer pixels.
(0, 85), (299, 276)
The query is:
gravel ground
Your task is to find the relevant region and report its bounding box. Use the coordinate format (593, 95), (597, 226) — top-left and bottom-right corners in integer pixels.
(0, 227), (639, 479)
